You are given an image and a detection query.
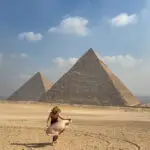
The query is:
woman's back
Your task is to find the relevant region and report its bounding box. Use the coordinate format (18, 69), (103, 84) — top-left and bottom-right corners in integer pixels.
(51, 112), (59, 119)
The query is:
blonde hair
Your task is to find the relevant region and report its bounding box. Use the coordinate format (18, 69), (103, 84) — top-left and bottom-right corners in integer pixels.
(51, 106), (61, 114)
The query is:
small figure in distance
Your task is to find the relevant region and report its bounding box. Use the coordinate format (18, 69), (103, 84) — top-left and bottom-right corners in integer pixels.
(46, 106), (71, 145)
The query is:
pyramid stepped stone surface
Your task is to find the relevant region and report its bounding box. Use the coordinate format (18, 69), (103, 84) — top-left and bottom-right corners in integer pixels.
(41, 48), (140, 106)
(8, 72), (52, 101)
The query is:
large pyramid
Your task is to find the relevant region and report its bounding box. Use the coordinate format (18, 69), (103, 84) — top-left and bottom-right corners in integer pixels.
(41, 48), (140, 106)
(8, 72), (52, 101)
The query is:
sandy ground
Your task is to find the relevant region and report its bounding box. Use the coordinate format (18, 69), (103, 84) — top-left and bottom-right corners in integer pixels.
(0, 102), (150, 150)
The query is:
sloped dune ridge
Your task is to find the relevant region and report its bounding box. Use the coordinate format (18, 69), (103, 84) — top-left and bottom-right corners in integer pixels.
(0, 102), (150, 150)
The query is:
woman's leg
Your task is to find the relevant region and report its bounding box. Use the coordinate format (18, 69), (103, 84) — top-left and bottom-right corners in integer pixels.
(50, 120), (59, 144)
(52, 135), (58, 143)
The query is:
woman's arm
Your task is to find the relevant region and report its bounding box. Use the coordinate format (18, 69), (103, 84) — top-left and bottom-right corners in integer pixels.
(58, 114), (70, 120)
(46, 112), (51, 125)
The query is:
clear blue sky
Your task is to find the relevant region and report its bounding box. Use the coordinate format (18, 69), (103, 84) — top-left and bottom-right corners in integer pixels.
(0, 0), (150, 96)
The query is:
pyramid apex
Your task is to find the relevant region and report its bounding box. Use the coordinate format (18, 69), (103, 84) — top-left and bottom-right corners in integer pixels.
(33, 72), (44, 78)
(83, 48), (102, 60)
(87, 48), (95, 53)
(35, 72), (42, 76)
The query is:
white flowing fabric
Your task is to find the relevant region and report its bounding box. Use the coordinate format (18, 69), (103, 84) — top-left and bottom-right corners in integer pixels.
(46, 119), (72, 136)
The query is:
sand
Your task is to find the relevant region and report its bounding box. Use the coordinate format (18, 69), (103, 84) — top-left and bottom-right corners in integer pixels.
(0, 102), (150, 150)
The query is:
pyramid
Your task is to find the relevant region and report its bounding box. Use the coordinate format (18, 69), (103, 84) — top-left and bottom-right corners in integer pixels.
(8, 72), (53, 101)
(41, 48), (140, 106)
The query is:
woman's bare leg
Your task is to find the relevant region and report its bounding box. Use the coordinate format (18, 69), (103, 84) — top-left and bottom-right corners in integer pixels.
(52, 135), (58, 145)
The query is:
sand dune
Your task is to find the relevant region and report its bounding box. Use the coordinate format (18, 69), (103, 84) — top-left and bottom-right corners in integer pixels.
(0, 102), (150, 150)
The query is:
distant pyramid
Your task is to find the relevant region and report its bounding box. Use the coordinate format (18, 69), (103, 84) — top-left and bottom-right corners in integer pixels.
(41, 48), (140, 106)
(8, 72), (52, 101)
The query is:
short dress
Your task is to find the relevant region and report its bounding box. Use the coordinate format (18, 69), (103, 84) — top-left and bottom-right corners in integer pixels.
(46, 113), (59, 135)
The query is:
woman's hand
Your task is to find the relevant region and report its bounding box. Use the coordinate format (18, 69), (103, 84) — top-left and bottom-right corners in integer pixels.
(68, 118), (71, 121)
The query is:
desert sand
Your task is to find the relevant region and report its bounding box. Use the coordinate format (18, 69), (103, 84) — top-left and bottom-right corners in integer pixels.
(0, 102), (150, 150)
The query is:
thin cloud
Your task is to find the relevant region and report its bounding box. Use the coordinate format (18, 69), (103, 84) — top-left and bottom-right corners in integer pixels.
(20, 53), (28, 58)
(19, 73), (31, 80)
(53, 57), (78, 67)
(49, 16), (89, 36)
(110, 13), (138, 27)
(9, 53), (28, 59)
(18, 32), (43, 41)
(103, 55), (142, 68)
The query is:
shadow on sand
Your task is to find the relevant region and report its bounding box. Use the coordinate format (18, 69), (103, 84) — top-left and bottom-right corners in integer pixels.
(11, 142), (53, 148)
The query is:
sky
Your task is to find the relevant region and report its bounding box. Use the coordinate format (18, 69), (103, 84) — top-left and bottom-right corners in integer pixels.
(0, 0), (150, 97)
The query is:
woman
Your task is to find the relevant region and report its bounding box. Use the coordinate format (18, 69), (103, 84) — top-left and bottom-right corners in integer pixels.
(46, 106), (71, 144)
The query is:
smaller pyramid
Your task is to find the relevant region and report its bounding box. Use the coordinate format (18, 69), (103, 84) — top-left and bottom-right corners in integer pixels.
(8, 72), (52, 101)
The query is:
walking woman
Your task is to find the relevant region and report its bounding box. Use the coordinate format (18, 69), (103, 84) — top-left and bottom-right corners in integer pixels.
(46, 106), (71, 144)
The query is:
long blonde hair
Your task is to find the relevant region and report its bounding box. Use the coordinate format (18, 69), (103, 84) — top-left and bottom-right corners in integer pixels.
(51, 106), (61, 114)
